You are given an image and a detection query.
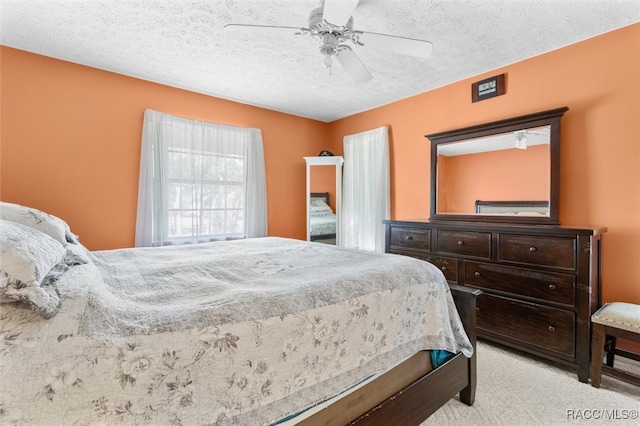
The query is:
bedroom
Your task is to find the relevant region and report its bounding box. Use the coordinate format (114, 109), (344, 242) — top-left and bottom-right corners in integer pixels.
(2, 0), (640, 424)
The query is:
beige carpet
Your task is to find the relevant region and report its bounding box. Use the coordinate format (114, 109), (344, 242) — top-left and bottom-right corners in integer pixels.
(423, 340), (640, 425)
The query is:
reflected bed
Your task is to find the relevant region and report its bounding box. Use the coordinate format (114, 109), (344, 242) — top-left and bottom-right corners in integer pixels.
(309, 192), (337, 242)
(475, 200), (549, 215)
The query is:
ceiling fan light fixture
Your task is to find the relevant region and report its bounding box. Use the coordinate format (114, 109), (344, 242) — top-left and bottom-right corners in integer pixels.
(320, 33), (338, 53)
(320, 33), (338, 69)
(514, 130), (527, 150)
(323, 53), (333, 68)
(225, 0), (432, 83)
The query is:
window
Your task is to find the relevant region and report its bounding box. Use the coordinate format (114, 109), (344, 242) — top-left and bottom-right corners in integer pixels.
(166, 146), (244, 242)
(135, 110), (267, 247)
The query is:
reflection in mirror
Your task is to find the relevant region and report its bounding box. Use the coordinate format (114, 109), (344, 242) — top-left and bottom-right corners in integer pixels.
(305, 156), (344, 245)
(436, 125), (551, 216)
(309, 167), (337, 244)
(427, 107), (568, 225)
(309, 192), (337, 244)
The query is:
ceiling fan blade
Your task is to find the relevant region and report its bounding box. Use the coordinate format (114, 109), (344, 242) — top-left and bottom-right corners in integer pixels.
(357, 31), (433, 59)
(224, 23), (304, 35)
(322, 0), (360, 26)
(336, 48), (372, 83)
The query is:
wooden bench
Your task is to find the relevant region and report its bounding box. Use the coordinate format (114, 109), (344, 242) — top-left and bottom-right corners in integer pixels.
(590, 302), (640, 388)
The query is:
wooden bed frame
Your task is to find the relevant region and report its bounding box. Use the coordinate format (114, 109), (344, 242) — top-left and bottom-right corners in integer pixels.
(309, 192), (337, 242)
(301, 284), (481, 425)
(474, 200), (549, 215)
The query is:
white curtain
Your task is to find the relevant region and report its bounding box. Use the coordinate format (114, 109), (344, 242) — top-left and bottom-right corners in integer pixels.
(135, 109), (267, 247)
(341, 126), (390, 252)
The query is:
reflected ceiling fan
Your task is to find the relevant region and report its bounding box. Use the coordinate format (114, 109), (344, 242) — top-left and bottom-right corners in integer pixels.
(224, 0), (433, 83)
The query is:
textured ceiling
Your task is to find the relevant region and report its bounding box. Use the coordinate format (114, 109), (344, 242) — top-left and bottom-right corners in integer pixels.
(2, 1), (639, 122)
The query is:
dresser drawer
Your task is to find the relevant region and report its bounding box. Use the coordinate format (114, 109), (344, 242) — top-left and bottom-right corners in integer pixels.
(389, 227), (430, 251)
(498, 234), (575, 270)
(436, 230), (491, 258)
(425, 256), (458, 283)
(464, 261), (575, 306)
(477, 294), (575, 357)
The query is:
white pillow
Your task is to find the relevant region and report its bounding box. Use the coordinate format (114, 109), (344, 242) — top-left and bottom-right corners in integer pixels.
(310, 199), (333, 214)
(0, 220), (66, 318)
(0, 201), (77, 246)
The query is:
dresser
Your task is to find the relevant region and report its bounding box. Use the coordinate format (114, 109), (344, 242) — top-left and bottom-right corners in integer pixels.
(384, 219), (606, 382)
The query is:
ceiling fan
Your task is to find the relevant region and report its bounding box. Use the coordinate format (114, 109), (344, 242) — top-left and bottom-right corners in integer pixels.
(224, 0), (433, 83)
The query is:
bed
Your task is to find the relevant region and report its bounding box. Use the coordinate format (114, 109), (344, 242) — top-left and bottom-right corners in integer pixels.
(475, 200), (549, 215)
(0, 201), (479, 425)
(309, 192), (337, 243)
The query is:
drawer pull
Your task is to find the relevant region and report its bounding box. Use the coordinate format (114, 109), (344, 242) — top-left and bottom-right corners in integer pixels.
(406, 236), (414, 241)
(529, 246), (537, 252)
(457, 240), (464, 246)
(548, 284), (557, 290)
(441, 266), (447, 271)
(474, 271), (481, 277)
(548, 325), (556, 332)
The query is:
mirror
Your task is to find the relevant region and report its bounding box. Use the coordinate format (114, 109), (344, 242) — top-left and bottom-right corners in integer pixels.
(427, 107), (568, 225)
(304, 156), (344, 244)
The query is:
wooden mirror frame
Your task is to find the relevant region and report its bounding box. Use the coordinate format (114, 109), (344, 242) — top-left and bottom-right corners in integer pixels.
(426, 106), (568, 225)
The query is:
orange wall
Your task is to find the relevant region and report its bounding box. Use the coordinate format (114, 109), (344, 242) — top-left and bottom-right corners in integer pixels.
(2, 23), (639, 309)
(310, 166), (337, 210)
(439, 144), (549, 213)
(328, 23), (640, 307)
(1, 46), (328, 249)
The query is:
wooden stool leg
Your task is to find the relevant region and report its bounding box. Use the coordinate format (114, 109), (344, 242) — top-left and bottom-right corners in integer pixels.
(605, 336), (616, 367)
(591, 323), (606, 388)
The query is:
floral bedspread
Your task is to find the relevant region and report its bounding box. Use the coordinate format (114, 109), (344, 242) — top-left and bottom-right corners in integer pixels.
(309, 213), (336, 237)
(0, 237), (471, 425)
